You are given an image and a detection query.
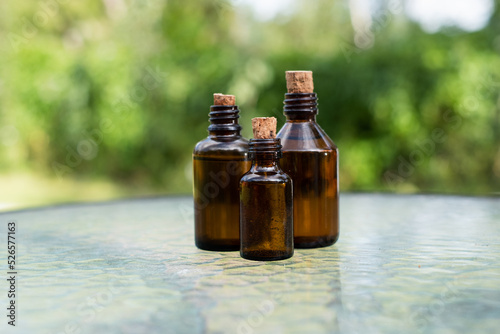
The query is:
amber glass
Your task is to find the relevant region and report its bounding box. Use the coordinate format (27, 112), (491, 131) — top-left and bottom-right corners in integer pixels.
(276, 93), (339, 248)
(193, 105), (250, 251)
(240, 138), (293, 261)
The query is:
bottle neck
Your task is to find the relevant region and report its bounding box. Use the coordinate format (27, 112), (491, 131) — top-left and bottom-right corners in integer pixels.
(283, 93), (318, 122)
(208, 105), (242, 140)
(249, 138), (282, 170)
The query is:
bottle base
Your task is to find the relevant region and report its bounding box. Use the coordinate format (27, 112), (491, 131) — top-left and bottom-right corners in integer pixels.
(240, 250), (293, 261)
(196, 239), (240, 251)
(294, 234), (339, 249)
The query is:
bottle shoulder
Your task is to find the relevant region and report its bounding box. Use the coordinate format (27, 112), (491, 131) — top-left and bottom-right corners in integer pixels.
(277, 121), (338, 152)
(240, 169), (291, 184)
(193, 137), (249, 157)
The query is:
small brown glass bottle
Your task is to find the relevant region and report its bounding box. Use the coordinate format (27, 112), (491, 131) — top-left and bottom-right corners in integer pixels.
(193, 94), (251, 251)
(240, 117), (293, 261)
(277, 71), (339, 248)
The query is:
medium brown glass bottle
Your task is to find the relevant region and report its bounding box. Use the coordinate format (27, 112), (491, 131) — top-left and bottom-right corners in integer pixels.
(240, 131), (293, 261)
(193, 95), (250, 251)
(277, 75), (339, 248)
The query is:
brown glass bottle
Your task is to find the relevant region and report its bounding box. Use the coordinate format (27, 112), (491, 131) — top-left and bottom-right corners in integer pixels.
(240, 137), (293, 261)
(193, 97), (250, 251)
(277, 92), (339, 248)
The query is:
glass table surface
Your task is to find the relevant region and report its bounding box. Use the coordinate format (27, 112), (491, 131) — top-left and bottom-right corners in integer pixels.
(0, 194), (499, 334)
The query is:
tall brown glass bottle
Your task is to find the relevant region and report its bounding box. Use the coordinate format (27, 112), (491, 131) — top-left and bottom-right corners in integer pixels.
(276, 71), (339, 248)
(193, 94), (250, 251)
(240, 117), (293, 261)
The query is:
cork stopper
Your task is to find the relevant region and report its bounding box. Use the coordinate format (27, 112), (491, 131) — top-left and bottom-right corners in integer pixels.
(213, 93), (235, 106)
(285, 71), (314, 93)
(252, 117), (277, 139)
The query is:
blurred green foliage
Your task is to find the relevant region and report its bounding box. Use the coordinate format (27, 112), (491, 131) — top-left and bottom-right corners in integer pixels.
(0, 0), (499, 201)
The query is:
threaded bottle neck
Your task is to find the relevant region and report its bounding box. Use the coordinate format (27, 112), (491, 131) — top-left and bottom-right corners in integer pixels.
(249, 138), (282, 168)
(283, 93), (318, 121)
(208, 105), (241, 139)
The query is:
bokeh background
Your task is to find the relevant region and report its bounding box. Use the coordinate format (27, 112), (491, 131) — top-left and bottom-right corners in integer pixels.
(1, 0), (499, 210)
